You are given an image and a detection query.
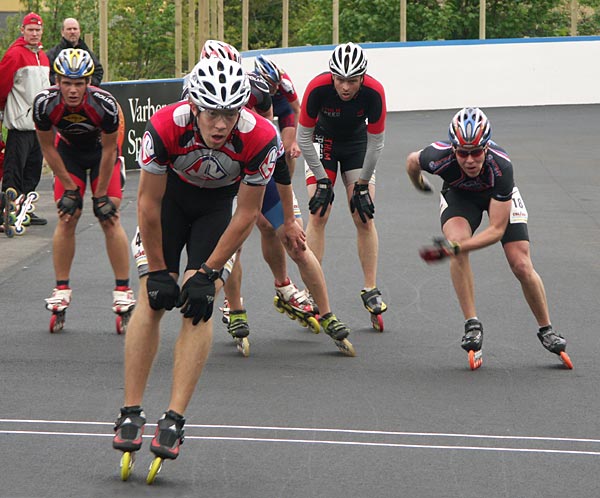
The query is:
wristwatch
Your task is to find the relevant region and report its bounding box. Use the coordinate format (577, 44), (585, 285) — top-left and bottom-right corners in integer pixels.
(200, 262), (221, 282)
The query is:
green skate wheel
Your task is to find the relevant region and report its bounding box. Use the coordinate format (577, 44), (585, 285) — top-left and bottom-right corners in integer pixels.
(236, 337), (250, 357)
(146, 456), (163, 484)
(335, 338), (356, 357)
(307, 316), (321, 334)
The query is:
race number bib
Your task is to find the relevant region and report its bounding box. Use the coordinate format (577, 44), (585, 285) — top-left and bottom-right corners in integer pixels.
(130, 227), (149, 278)
(510, 187), (528, 224)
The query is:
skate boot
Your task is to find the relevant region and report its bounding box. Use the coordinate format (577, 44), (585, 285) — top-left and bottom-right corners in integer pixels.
(302, 289), (320, 317)
(147, 410), (185, 484)
(319, 312), (356, 357)
(45, 286), (71, 333)
(228, 309), (250, 357)
(113, 406), (146, 481)
(361, 287), (387, 332)
(112, 287), (136, 334)
(273, 279), (320, 333)
(461, 318), (483, 370)
(220, 298), (231, 324)
(537, 326), (573, 369)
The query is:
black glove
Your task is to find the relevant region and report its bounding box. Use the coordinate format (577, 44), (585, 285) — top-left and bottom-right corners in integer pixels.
(308, 178), (334, 217)
(350, 182), (375, 223)
(419, 236), (460, 263)
(177, 271), (216, 325)
(92, 195), (118, 221)
(57, 188), (83, 216)
(147, 270), (180, 310)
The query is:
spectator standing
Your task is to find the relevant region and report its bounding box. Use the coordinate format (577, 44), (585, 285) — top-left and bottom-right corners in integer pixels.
(46, 18), (104, 87)
(0, 12), (50, 227)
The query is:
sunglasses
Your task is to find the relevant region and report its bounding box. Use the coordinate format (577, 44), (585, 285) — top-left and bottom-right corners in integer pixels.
(454, 147), (486, 158)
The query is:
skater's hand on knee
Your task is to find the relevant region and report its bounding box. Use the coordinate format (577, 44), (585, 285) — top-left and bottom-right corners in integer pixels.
(282, 220), (306, 251)
(419, 236), (460, 263)
(147, 270), (180, 310)
(93, 195), (118, 223)
(308, 178), (334, 217)
(177, 271), (216, 325)
(57, 188), (83, 220)
(350, 182), (374, 223)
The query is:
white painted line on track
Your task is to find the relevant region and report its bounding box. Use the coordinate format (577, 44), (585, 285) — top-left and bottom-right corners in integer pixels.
(1, 419), (599, 457)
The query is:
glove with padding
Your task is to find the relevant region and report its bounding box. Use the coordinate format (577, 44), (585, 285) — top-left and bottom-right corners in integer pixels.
(308, 178), (334, 217)
(93, 195), (118, 221)
(57, 188), (83, 216)
(350, 182), (374, 223)
(147, 270), (180, 310)
(177, 271), (216, 325)
(419, 236), (460, 263)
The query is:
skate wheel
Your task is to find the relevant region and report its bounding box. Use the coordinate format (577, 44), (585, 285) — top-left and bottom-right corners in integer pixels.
(236, 337), (250, 357)
(335, 338), (356, 357)
(120, 451), (135, 481)
(49, 312), (65, 334)
(468, 350), (483, 370)
(560, 351), (573, 369)
(5, 225), (15, 238)
(371, 314), (384, 332)
(273, 296), (284, 313)
(146, 457), (163, 485)
(116, 313), (130, 334)
(307, 316), (321, 334)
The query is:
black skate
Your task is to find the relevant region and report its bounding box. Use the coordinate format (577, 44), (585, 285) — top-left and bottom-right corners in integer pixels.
(320, 313), (355, 357)
(461, 319), (483, 370)
(537, 326), (573, 369)
(228, 309), (250, 357)
(361, 287), (387, 332)
(147, 410), (185, 484)
(274, 282), (320, 333)
(113, 406), (146, 481)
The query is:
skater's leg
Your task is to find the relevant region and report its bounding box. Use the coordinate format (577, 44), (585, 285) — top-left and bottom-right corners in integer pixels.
(503, 240), (551, 327)
(123, 276), (166, 407)
(278, 225), (331, 315)
(305, 183), (331, 264)
(52, 209), (81, 281)
(346, 182), (379, 289)
(257, 216), (289, 284)
(443, 217), (477, 320)
(167, 269), (218, 415)
(99, 196), (131, 281)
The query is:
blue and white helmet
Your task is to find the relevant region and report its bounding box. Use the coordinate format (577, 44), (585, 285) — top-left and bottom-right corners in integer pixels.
(187, 57), (251, 110)
(448, 107), (492, 147)
(329, 42), (367, 78)
(254, 54), (282, 87)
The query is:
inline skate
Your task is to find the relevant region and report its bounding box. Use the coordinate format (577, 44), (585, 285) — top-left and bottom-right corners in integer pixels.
(461, 318), (483, 370)
(228, 309), (250, 357)
(537, 326), (573, 369)
(319, 313), (355, 357)
(112, 287), (136, 334)
(45, 286), (71, 333)
(273, 279), (320, 333)
(113, 406), (146, 481)
(147, 410), (185, 484)
(360, 287), (387, 332)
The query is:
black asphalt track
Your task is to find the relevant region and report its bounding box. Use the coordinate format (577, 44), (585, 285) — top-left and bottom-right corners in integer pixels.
(1, 105), (599, 498)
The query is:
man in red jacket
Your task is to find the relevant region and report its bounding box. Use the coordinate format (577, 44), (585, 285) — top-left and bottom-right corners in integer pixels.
(0, 12), (50, 228)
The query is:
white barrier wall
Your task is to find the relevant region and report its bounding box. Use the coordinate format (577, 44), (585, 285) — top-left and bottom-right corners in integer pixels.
(243, 37), (600, 112)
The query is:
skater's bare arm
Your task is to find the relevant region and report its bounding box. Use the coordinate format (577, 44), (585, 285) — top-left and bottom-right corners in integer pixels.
(451, 199), (510, 253)
(95, 131), (119, 198)
(36, 130), (78, 191)
(137, 170), (168, 272)
(406, 151), (432, 192)
(204, 183), (264, 271)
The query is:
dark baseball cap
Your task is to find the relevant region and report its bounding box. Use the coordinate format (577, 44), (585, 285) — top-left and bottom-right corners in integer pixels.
(23, 12), (43, 26)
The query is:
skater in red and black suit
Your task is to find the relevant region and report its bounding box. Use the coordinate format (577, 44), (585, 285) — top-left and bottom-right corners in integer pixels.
(33, 48), (135, 332)
(112, 57), (280, 483)
(406, 107), (572, 370)
(297, 42), (388, 330)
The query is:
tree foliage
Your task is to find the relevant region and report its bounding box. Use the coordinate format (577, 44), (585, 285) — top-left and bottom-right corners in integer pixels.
(1, 0), (599, 81)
